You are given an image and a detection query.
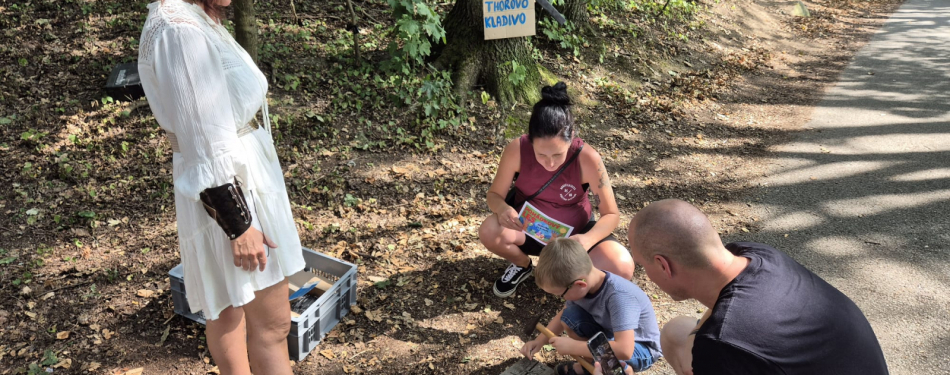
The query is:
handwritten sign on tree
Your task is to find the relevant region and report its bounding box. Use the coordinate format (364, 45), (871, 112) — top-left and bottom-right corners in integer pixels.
(483, 0), (536, 40)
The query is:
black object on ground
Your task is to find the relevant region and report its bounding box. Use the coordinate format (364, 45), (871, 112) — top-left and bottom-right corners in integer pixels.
(105, 62), (145, 101)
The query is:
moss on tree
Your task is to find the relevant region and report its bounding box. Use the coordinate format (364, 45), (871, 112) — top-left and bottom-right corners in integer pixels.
(436, 0), (542, 105)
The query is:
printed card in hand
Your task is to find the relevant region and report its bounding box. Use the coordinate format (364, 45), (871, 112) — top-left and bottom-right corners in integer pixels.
(518, 202), (574, 245)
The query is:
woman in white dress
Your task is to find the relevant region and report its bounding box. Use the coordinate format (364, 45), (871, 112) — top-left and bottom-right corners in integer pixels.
(138, 0), (305, 373)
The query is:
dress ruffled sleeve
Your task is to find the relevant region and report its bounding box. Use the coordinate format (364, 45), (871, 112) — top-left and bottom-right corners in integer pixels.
(150, 24), (249, 201)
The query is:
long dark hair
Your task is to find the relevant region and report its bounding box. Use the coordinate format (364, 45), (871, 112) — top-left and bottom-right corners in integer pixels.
(528, 82), (574, 142)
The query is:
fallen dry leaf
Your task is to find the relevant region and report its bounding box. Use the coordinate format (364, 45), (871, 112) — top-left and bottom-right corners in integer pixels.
(41, 292), (55, 301)
(56, 331), (70, 340)
(366, 275), (388, 283)
(320, 349), (335, 359)
(87, 362), (101, 372)
(136, 289), (154, 298)
(158, 325), (170, 346)
(365, 309), (384, 322)
(122, 368), (144, 375)
(463, 303), (478, 310)
(391, 166), (409, 176)
(207, 366), (220, 374)
(53, 358), (72, 369)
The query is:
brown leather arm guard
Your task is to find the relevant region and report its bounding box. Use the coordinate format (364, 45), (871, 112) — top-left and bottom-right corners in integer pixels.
(199, 181), (252, 240)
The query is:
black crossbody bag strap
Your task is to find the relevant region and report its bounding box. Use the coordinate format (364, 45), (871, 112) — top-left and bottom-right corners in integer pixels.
(524, 144), (584, 202)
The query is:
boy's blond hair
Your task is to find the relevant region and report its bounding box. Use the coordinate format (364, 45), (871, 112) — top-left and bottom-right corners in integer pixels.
(535, 238), (593, 288)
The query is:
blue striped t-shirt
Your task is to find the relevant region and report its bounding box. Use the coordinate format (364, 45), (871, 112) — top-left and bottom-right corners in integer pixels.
(566, 271), (663, 358)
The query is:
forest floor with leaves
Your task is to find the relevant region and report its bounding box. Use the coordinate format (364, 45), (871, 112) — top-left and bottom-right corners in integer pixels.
(0, 0), (902, 373)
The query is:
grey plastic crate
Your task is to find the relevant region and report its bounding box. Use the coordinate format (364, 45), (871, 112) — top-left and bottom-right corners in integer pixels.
(168, 264), (207, 324)
(168, 247), (358, 361)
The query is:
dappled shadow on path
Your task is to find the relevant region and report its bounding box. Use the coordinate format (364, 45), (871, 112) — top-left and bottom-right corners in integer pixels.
(731, 3), (950, 373)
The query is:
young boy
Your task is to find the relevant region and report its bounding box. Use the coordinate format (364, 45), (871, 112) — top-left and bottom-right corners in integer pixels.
(520, 238), (662, 374)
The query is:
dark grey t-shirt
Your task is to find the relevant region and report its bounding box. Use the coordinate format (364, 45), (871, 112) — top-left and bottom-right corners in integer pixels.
(693, 242), (889, 375)
(567, 271), (663, 358)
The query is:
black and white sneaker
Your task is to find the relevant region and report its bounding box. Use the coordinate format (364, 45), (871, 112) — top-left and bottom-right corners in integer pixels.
(492, 261), (533, 298)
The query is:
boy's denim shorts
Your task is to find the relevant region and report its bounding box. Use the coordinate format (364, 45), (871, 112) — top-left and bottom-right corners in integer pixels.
(561, 304), (657, 372)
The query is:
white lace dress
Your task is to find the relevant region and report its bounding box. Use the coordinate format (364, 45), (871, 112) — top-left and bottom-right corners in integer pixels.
(138, 0), (305, 321)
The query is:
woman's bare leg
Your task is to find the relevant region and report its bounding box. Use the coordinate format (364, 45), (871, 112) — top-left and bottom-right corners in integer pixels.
(243, 279), (293, 375)
(206, 306), (251, 375)
(589, 241), (635, 280)
(479, 214), (530, 267)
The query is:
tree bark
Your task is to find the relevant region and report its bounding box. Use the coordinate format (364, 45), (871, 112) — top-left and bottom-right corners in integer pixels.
(233, 0), (259, 63)
(560, 0), (589, 27)
(436, 0), (541, 106)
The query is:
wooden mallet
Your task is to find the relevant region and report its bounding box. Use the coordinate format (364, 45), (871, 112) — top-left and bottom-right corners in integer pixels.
(523, 315), (596, 374)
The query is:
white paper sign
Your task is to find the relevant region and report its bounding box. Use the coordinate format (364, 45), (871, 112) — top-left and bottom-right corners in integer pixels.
(483, 0), (536, 40)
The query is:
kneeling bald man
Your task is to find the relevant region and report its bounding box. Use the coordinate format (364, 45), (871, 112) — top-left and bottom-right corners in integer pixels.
(627, 199), (888, 375)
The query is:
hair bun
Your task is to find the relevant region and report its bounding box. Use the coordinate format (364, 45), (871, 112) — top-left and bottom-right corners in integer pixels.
(541, 82), (571, 106)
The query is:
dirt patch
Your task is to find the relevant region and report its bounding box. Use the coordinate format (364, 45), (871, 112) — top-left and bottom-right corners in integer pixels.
(0, 0), (902, 373)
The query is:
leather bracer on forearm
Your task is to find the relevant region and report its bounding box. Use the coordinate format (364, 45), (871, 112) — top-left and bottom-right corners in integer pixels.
(198, 180), (252, 240)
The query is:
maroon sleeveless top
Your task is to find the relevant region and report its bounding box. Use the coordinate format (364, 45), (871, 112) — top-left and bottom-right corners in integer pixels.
(514, 134), (592, 232)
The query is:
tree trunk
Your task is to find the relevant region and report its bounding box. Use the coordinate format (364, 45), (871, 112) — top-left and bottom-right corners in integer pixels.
(560, 0), (589, 27)
(436, 0), (541, 106)
(233, 0), (259, 63)
(536, 0), (589, 30)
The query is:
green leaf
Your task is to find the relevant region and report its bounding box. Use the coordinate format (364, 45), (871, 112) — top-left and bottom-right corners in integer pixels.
(40, 349), (58, 366)
(374, 279), (392, 289)
(77, 211), (96, 218)
(0, 256), (17, 265)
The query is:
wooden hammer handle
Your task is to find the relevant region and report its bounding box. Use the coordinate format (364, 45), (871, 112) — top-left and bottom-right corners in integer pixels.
(535, 323), (596, 374)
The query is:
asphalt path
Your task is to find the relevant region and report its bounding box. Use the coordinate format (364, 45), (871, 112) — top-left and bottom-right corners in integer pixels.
(735, 1), (950, 373)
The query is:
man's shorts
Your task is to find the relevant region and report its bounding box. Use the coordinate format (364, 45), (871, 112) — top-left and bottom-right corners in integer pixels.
(517, 220), (622, 256)
(560, 304), (658, 372)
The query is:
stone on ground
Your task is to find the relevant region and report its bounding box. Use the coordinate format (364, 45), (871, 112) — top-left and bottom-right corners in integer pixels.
(500, 359), (556, 375)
